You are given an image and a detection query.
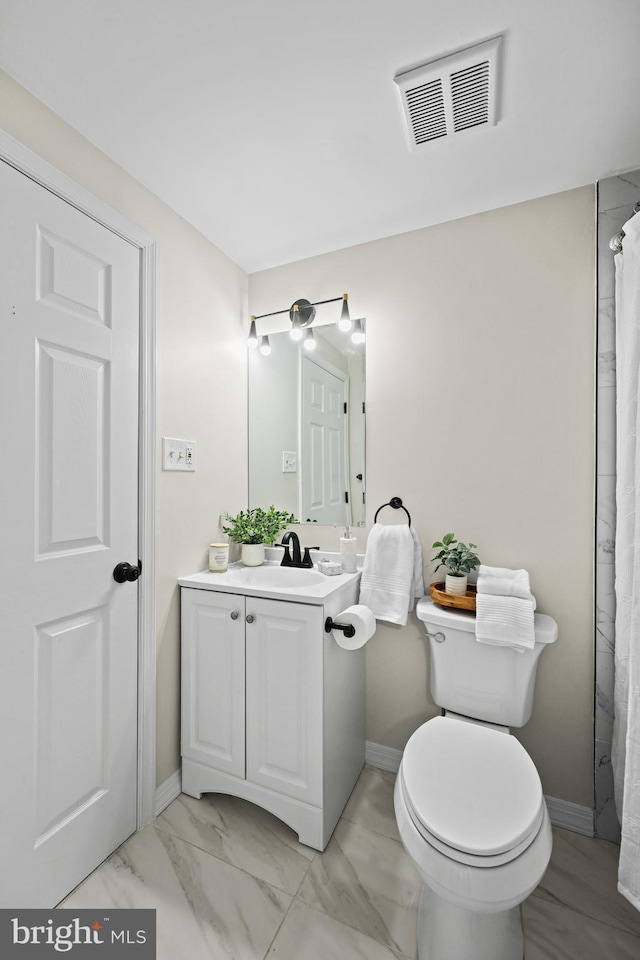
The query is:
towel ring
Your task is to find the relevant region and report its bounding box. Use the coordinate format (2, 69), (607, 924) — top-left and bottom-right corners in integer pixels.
(374, 496), (411, 526)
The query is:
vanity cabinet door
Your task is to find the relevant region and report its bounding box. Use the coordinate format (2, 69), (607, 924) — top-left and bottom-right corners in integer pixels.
(245, 597), (324, 805)
(181, 588), (246, 778)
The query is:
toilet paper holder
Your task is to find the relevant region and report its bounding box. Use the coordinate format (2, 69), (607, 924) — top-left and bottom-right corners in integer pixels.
(324, 616), (356, 639)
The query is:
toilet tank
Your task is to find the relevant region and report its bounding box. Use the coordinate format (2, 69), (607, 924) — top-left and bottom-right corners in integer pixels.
(416, 598), (557, 727)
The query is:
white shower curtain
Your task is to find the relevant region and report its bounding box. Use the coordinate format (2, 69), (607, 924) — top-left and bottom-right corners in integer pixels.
(613, 211), (640, 911)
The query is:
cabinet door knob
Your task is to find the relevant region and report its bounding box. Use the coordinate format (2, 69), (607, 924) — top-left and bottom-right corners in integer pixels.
(230, 610), (239, 620)
(246, 614), (254, 623)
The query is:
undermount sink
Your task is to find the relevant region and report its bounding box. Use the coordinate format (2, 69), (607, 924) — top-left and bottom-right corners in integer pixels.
(226, 564), (325, 588)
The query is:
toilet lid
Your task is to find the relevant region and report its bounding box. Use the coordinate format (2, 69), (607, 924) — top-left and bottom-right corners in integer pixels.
(401, 716), (544, 858)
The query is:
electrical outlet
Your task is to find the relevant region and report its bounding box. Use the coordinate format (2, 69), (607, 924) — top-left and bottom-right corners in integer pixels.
(163, 437), (196, 471)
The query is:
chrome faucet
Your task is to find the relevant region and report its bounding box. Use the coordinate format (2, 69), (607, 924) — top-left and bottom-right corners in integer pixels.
(279, 531), (319, 568)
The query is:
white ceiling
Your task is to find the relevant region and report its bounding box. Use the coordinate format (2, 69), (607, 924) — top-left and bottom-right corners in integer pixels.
(1, 0), (639, 273)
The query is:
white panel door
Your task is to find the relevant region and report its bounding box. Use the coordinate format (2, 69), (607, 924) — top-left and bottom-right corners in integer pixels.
(245, 597), (323, 805)
(0, 160), (140, 907)
(181, 589), (246, 778)
(301, 356), (347, 524)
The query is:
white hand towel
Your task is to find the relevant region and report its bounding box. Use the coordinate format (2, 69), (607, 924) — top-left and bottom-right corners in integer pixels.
(359, 523), (421, 626)
(475, 593), (536, 652)
(409, 526), (425, 611)
(476, 564), (537, 609)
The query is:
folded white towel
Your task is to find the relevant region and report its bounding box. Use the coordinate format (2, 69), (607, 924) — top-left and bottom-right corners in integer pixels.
(475, 593), (536, 652)
(478, 565), (530, 582)
(476, 564), (536, 609)
(359, 523), (423, 626)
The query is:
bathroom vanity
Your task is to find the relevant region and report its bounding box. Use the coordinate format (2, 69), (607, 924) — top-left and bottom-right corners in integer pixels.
(179, 563), (365, 850)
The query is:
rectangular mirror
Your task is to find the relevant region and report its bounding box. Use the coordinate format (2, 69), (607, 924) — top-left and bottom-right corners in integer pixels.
(248, 319), (365, 526)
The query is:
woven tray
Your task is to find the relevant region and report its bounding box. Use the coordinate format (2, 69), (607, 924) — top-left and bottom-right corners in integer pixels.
(429, 581), (477, 611)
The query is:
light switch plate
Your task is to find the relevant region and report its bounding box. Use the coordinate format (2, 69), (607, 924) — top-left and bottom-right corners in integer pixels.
(163, 437), (196, 471)
(282, 451), (297, 473)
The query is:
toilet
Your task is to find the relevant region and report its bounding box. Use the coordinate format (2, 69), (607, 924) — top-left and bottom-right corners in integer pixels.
(394, 597), (558, 960)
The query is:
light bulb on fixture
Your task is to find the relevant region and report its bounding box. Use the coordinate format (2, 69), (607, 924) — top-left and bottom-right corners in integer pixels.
(303, 329), (316, 351)
(338, 293), (352, 332)
(248, 317), (258, 348)
(290, 304), (303, 341)
(259, 335), (271, 356)
(351, 318), (365, 345)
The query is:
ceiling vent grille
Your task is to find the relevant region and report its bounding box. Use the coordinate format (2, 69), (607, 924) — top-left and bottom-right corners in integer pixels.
(394, 36), (502, 151)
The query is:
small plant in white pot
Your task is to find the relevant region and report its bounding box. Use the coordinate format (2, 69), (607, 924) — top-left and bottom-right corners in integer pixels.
(431, 533), (480, 596)
(222, 506), (297, 566)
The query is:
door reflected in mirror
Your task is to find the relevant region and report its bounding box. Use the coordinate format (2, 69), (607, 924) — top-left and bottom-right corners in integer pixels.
(248, 321), (365, 526)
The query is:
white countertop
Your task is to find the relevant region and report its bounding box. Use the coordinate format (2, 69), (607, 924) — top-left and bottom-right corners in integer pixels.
(179, 561), (361, 604)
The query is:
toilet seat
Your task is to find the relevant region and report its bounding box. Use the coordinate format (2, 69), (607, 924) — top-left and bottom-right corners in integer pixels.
(401, 716), (544, 867)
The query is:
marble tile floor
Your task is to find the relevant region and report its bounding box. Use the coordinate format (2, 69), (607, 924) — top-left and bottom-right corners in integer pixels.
(61, 765), (640, 959)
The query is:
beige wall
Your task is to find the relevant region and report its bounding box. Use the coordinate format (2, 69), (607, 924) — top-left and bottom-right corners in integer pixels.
(0, 71), (249, 785)
(250, 186), (596, 807)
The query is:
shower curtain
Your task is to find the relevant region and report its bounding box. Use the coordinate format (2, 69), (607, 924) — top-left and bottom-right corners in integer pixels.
(613, 211), (640, 911)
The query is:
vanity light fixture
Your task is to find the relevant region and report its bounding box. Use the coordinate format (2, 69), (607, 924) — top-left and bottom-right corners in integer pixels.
(247, 294), (354, 348)
(259, 335), (271, 356)
(303, 328), (316, 351)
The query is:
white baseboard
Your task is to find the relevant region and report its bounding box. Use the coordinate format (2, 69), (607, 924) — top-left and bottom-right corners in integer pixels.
(366, 741), (402, 772)
(365, 740), (594, 837)
(155, 769), (182, 816)
(544, 795), (594, 836)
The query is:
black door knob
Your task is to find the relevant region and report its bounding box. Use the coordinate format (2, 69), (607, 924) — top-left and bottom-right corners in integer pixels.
(113, 560), (142, 583)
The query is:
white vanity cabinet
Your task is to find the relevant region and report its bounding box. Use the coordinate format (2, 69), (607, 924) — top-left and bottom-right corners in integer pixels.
(179, 568), (365, 850)
(246, 597), (324, 804)
(181, 589), (246, 779)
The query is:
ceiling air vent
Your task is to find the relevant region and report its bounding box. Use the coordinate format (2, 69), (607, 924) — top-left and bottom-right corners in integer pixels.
(394, 36), (502, 151)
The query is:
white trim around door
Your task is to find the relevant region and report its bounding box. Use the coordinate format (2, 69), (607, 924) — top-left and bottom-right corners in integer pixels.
(0, 128), (158, 831)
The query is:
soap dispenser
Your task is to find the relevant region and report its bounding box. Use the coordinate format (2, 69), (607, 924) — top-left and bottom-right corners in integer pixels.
(339, 525), (358, 573)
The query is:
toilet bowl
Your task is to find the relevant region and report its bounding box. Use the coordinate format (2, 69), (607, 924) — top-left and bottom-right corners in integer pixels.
(395, 598), (557, 960)
(395, 715), (552, 960)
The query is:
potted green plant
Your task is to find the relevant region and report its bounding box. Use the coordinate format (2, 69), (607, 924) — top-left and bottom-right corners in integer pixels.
(222, 505), (297, 566)
(431, 532), (480, 596)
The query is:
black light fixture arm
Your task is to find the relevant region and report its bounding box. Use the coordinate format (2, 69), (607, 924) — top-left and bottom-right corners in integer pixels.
(252, 296), (344, 322)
